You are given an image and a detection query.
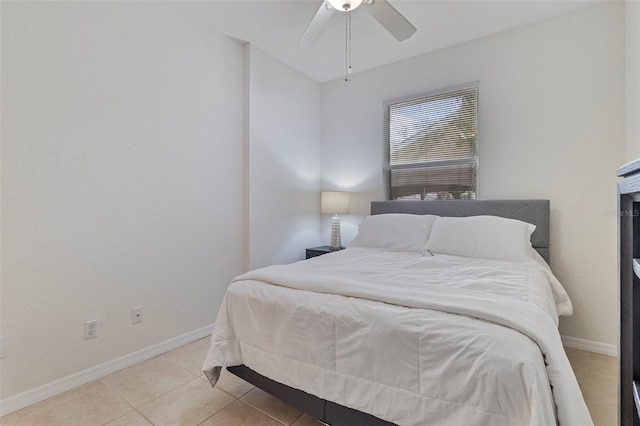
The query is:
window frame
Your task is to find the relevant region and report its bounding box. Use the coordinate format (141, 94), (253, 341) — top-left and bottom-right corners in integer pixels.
(383, 81), (479, 201)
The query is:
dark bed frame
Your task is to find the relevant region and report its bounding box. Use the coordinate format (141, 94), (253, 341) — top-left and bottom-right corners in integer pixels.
(228, 199), (551, 426)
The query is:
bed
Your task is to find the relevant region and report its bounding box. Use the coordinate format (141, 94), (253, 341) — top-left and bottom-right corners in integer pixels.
(203, 199), (592, 426)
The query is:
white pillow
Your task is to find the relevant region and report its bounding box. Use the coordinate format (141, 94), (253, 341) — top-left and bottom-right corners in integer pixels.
(349, 214), (439, 253)
(425, 215), (536, 261)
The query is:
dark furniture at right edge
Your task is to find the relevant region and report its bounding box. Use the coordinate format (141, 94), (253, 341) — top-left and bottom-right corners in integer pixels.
(617, 159), (640, 426)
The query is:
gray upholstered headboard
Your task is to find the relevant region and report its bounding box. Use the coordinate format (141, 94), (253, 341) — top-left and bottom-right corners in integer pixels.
(371, 200), (550, 264)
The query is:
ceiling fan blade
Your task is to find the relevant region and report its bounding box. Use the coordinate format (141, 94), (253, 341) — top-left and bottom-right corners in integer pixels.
(366, 0), (416, 42)
(298, 1), (335, 47)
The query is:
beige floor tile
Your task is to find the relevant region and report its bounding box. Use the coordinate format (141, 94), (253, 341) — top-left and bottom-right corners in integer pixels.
(291, 413), (323, 426)
(565, 348), (617, 374)
(213, 368), (255, 398)
(0, 413), (20, 425)
(585, 397), (617, 426)
(566, 348), (618, 426)
(105, 410), (153, 426)
(576, 373), (617, 408)
(101, 355), (197, 407)
(241, 387), (304, 426)
(161, 337), (211, 376)
(199, 400), (284, 426)
(9, 381), (131, 426)
(13, 381), (106, 420)
(566, 348), (618, 407)
(137, 378), (234, 426)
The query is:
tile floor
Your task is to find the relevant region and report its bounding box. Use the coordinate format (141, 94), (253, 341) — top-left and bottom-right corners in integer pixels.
(0, 338), (617, 426)
(565, 347), (618, 426)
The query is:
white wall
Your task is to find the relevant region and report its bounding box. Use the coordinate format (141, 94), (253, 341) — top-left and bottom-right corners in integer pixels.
(322, 2), (624, 346)
(246, 45), (322, 270)
(1, 2), (244, 399)
(626, 0), (640, 162)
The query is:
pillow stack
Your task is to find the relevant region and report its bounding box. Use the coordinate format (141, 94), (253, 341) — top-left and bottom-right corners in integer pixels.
(350, 213), (536, 262)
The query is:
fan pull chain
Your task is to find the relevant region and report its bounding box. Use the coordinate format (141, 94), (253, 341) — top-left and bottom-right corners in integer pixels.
(345, 11), (352, 82)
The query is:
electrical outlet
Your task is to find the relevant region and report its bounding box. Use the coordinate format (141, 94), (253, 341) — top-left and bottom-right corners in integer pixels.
(132, 306), (144, 324)
(85, 320), (98, 339)
(0, 336), (5, 359)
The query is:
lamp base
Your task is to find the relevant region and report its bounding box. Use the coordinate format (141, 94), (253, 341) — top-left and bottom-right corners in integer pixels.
(330, 215), (342, 250)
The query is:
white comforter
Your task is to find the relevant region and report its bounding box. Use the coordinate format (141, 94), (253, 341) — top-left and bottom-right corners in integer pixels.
(203, 248), (592, 426)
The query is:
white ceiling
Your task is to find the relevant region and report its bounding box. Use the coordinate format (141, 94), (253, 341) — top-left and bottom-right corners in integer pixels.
(176, 0), (601, 83)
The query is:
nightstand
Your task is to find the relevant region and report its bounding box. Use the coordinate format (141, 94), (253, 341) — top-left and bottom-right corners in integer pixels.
(305, 245), (344, 259)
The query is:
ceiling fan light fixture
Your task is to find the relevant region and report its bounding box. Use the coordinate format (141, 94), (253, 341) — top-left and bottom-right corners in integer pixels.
(327, 0), (364, 12)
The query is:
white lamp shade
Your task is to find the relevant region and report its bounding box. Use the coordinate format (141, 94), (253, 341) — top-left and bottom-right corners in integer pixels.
(327, 0), (364, 11)
(321, 191), (350, 214)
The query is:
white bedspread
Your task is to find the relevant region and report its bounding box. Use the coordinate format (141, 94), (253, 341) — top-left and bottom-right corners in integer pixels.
(203, 248), (591, 426)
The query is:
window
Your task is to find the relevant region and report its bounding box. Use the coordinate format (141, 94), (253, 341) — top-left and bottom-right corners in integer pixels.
(384, 83), (478, 200)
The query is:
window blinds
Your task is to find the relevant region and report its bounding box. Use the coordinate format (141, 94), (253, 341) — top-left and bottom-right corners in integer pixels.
(384, 84), (478, 200)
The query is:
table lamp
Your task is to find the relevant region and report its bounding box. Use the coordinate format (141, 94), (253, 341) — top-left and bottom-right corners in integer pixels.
(321, 191), (350, 250)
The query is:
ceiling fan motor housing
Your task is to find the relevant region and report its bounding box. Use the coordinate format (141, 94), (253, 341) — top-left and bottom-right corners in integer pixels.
(328, 0), (364, 12)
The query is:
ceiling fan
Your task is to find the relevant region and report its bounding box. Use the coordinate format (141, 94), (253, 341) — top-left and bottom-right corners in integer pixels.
(298, 0), (417, 47)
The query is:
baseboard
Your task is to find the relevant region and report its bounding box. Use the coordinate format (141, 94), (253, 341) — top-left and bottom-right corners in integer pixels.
(561, 335), (618, 357)
(0, 324), (214, 417)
